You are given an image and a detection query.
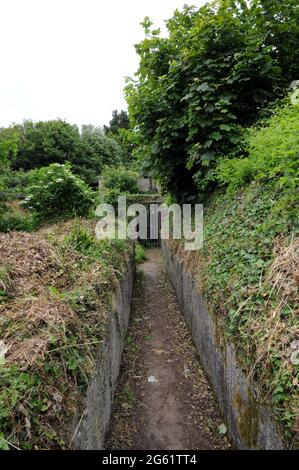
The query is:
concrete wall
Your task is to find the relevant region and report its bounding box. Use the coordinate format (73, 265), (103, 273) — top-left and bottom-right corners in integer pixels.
(137, 177), (160, 194)
(98, 176), (161, 196)
(74, 256), (135, 449)
(162, 241), (285, 450)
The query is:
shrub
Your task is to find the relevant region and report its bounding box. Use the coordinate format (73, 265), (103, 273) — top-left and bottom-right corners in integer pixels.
(103, 188), (125, 207)
(23, 163), (94, 220)
(101, 166), (138, 193)
(64, 223), (95, 252)
(215, 157), (254, 191)
(216, 100), (299, 193)
(64, 221), (129, 272)
(0, 184), (6, 218)
(0, 213), (38, 233)
(0, 169), (30, 200)
(135, 243), (147, 264)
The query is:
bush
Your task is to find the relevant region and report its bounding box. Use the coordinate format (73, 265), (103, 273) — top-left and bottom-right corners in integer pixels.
(64, 221), (130, 272)
(64, 223), (95, 252)
(23, 163), (94, 220)
(0, 213), (38, 233)
(101, 166), (139, 208)
(0, 169), (30, 200)
(215, 157), (255, 191)
(103, 188), (125, 207)
(101, 166), (138, 193)
(135, 243), (147, 264)
(216, 100), (299, 193)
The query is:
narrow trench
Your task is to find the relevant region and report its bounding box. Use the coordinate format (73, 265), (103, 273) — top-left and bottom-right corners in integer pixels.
(106, 248), (231, 450)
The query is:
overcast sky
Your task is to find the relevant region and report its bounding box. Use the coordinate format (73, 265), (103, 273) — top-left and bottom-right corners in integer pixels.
(0, 0), (206, 130)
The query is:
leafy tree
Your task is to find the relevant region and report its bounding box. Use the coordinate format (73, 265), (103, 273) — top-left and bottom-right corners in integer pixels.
(104, 110), (134, 166)
(252, 0), (299, 82)
(126, 1), (299, 201)
(0, 127), (19, 214)
(79, 125), (123, 184)
(11, 120), (82, 171)
(103, 110), (130, 135)
(0, 127), (19, 172)
(8, 120), (123, 187)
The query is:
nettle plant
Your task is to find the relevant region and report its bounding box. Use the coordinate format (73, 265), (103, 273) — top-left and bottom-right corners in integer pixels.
(23, 163), (94, 220)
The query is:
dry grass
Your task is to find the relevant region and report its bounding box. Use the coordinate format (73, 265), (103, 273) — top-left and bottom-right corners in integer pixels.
(246, 235), (299, 377)
(268, 234), (299, 302)
(0, 231), (63, 296)
(0, 220), (130, 449)
(0, 228), (88, 368)
(242, 235), (299, 441)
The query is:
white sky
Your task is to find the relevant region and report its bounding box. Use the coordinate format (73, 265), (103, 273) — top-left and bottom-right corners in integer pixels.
(0, 0), (206, 129)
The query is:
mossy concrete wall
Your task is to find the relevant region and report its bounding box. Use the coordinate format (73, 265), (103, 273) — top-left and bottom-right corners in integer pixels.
(74, 256), (135, 449)
(162, 241), (285, 450)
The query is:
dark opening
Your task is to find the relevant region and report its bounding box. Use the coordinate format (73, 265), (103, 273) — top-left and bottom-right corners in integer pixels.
(139, 203), (161, 247)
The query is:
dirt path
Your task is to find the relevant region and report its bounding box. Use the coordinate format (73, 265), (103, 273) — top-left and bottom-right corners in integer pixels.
(105, 249), (231, 450)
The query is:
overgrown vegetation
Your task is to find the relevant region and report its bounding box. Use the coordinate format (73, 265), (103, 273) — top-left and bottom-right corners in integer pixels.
(200, 183), (298, 438)
(172, 98), (299, 444)
(0, 105), (137, 450)
(126, 0), (299, 201)
(101, 166), (139, 207)
(124, 0), (299, 444)
(0, 0), (298, 451)
(103, 110), (134, 167)
(0, 221), (131, 449)
(216, 100), (299, 197)
(0, 212), (38, 233)
(23, 163), (95, 221)
(134, 243), (147, 264)
(0, 120), (124, 187)
(0, 110), (134, 232)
